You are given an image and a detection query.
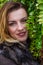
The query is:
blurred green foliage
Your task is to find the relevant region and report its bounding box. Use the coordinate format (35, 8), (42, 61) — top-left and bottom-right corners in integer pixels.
(37, 0), (43, 35)
(0, 0), (42, 58)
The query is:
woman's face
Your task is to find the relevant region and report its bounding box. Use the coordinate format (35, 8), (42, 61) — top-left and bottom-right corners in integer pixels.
(7, 8), (28, 42)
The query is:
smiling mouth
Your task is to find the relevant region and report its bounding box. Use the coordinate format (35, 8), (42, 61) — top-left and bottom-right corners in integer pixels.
(17, 32), (26, 37)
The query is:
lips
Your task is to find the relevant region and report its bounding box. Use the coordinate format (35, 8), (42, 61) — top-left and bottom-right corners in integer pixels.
(17, 32), (26, 37)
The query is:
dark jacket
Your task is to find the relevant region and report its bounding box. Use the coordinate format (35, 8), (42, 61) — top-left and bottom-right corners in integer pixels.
(0, 41), (40, 65)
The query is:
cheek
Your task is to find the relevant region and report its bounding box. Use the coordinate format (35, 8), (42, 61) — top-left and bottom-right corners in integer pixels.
(8, 27), (16, 34)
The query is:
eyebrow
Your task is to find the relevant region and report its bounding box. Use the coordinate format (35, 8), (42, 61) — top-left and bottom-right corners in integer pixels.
(20, 17), (28, 21)
(8, 20), (16, 23)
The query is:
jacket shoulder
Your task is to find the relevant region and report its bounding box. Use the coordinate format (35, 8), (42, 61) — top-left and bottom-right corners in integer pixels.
(0, 44), (17, 65)
(0, 54), (16, 65)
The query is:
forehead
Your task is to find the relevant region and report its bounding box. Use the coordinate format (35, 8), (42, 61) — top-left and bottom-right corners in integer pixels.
(8, 8), (27, 21)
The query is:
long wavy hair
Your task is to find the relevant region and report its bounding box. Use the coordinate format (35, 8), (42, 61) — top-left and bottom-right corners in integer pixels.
(0, 1), (28, 44)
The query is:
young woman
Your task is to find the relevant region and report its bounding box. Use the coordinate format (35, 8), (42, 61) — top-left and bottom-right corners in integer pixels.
(0, 1), (40, 65)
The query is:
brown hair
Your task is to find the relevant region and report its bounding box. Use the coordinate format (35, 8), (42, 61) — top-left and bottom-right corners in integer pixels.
(0, 1), (27, 43)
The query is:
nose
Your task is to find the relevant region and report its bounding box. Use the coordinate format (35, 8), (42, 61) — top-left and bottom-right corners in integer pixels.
(17, 21), (23, 31)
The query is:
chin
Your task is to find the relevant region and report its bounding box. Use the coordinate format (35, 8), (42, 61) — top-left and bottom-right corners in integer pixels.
(18, 37), (27, 42)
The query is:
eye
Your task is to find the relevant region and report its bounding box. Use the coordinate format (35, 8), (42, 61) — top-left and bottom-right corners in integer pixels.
(8, 23), (14, 26)
(21, 19), (27, 23)
(8, 21), (17, 26)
